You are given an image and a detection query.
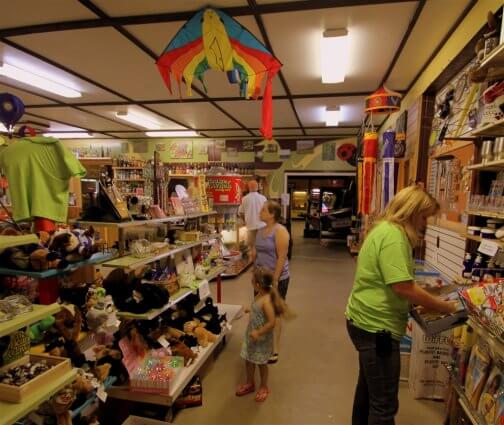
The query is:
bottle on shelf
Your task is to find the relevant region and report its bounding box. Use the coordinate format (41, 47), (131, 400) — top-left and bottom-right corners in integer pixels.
(462, 253), (473, 279)
(471, 254), (484, 282)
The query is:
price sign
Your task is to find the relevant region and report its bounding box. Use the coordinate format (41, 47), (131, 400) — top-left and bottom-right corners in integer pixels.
(199, 280), (211, 299)
(478, 240), (500, 257)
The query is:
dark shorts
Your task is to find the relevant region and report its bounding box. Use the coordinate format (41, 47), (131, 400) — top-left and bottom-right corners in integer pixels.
(278, 277), (290, 300)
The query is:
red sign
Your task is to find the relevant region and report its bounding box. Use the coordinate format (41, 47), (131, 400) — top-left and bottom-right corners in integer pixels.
(206, 176), (242, 205)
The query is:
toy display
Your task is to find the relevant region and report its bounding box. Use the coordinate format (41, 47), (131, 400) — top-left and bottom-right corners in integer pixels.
(49, 226), (97, 263)
(0, 360), (52, 386)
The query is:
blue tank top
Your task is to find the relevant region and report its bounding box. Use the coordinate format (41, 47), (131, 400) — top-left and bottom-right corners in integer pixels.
(255, 224), (289, 280)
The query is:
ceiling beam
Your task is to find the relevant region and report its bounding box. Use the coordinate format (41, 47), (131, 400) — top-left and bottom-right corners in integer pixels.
(379, 0), (426, 87)
(77, 0), (255, 137)
(247, 0), (306, 136)
(0, 1), (417, 38)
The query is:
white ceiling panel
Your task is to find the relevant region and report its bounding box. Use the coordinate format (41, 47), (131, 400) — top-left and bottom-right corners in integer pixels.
(25, 107), (134, 132)
(148, 102), (243, 129)
(0, 41), (125, 103)
(386, 0), (471, 89)
(295, 96), (366, 126)
(305, 128), (359, 136)
(217, 99), (298, 128)
(203, 130), (253, 138)
(0, 0), (96, 29)
(93, 1), (247, 17)
(271, 129), (304, 136)
(263, 2), (418, 94)
(109, 132), (146, 138)
(10, 28), (180, 101)
(0, 83), (56, 105)
(81, 105), (188, 131)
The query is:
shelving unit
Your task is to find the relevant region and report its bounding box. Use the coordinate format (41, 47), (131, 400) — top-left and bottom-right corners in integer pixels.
(431, 140), (474, 159)
(477, 43), (504, 72)
(468, 159), (504, 172)
(465, 210), (504, 220)
(461, 233), (504, 248)
(108, 303), (242, 406)
(0, 303), (60, 338)
(0, 252), (114, 278)
(471, 117), (504, 137)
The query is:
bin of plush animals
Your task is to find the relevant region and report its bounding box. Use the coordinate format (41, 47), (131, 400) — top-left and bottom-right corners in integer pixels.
(0, 354), (72, 403)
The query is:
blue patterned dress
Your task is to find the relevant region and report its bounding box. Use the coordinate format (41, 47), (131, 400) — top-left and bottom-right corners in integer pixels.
(240, 299), (274, 365)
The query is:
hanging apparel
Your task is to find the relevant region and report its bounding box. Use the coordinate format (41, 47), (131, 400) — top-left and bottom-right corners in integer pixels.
(0, 136), (86, 223)
(381, 130), (396, 210)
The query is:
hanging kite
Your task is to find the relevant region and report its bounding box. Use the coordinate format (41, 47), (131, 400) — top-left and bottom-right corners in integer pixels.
(156, 8), (282, 140)
(359, 132), (378, 215)
(381, 130), (396, 210)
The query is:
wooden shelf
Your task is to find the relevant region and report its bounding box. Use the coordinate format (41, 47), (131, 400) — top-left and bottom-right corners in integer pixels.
(116, 179), (145, 182)
(108, 303), (242, 405)
(468, 159), (504, 172)
(75, 211), (217, 229)
(0, 368), (77, 425)
(102, 236), (219, 270)
(0, 252), (114, 278)
(471, 117), (504, 137)
(461, 233), (504, 248)
(465, 210), (504, 220)
(431, 141), (474, 159)
(478, 42), (504, 72)
(0, 234), (39, 251)
(113, 167), (144, 170)
(0, 304), (60, 338)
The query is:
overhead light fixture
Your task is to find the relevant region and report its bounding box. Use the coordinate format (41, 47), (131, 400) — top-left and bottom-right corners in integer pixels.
(43, 132), (93, 138)
(321, 29), (349, 84)
(0, 124), (7, 132)
(325, 108), (341, 126)
(145, 130), (200, 138)
(116, 111), (161, 129)
(0, 62), (81, 98)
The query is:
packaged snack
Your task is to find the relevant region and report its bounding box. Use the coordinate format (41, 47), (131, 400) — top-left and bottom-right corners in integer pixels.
(465, 344), (492, 408)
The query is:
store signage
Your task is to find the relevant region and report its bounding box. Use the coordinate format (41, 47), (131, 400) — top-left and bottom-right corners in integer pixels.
(206, 175), (242, 205)
(478, 240), (500, 257)
(199, 280), (211, 299)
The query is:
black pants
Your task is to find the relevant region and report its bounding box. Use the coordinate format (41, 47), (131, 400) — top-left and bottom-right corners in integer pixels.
(346, 320), (400, 425)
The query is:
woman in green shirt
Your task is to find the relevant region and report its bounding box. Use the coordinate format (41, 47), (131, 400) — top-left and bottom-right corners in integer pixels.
(345, 186), (456, 425)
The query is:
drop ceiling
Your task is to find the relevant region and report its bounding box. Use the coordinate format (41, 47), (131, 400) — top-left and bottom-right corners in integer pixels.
(0, 0), (474, 140)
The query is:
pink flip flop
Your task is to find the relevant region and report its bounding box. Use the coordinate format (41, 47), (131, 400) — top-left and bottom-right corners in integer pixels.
(255, 387), (270, 402)
(236, 383), (255, 396)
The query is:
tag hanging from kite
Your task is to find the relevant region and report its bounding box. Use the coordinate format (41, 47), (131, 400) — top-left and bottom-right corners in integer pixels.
(156, 8), (282, 140)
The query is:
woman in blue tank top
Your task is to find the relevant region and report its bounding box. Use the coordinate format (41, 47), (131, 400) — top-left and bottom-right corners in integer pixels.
(251, 200), (290, 363)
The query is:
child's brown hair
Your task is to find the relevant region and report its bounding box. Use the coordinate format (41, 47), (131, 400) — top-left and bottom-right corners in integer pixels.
(254, 266), (290, 317)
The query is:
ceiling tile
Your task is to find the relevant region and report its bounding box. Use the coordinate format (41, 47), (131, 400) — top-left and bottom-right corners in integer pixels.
(203, 130), (253, 138)
(262, 2), (417, 94)
(305, 128), (359, 136)
(216, 99), (298, 128)
(0, 41), (125, 103)
(271, 128), (303, 136)
(109, 132), (146, 138)
(25, 107), (134, 132)
(148, 102), (243, 129)
(81, 105), (187, 131)
(0, 83), (56, 105)
(93, 1), (247, 17)
(0, 0), (96, 28)
(386, 0), (471, 90)
(10, 28), (179, 101)
(295, 96), (366, 127)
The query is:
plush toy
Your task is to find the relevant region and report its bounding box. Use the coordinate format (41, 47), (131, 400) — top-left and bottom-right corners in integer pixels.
(50, 227), (97, 263)
(28, 316), (56, 344)
(196, 297), (226, 335)
(170, 339), (197, 366)
(54, 304), (82, 342)
(50, 388), (76, 425)
(86, 295), (120, 342)
(93, 363), (111, 383)
(183, 320), (217, 348)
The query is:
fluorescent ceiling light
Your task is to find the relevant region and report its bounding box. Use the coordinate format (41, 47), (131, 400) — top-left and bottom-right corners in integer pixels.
(325, 108), (341, 126)
(43, 132), (93, 138)
(145, 131), (200, 137)
(0, 62), (81, 98)
(0, 124), (7, 132)
(321, 29), (349, 84)
(116, 111), (161, 129)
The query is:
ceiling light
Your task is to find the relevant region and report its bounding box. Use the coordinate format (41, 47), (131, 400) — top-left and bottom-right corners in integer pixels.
(325, 108), (340, 126)
(116, 111), (161, 129)
(0, 124), (7, 132)
(43, 132), (93, 138)
(145, 131), (200, 137)
(0, 62), (81, 98)
(321, 29), (349, 84)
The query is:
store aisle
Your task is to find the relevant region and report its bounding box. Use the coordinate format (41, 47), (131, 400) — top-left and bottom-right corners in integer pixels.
(177, 222), (444, 425)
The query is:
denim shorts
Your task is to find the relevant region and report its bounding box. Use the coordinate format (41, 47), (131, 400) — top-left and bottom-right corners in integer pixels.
(278, 277), (290, 300)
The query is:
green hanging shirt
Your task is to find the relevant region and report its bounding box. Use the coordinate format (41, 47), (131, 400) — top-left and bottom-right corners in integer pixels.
(0, 136), (86, 223)
(345, 221), (414, 340)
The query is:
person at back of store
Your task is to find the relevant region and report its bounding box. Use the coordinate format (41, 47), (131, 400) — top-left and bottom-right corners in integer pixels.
(345, 185), (458, 425)
(239, 180), (267, 250)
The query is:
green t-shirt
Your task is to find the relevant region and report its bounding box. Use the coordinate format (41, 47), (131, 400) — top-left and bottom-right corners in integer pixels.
(345, 221), (414, 339)
(0, 137), (86, 223)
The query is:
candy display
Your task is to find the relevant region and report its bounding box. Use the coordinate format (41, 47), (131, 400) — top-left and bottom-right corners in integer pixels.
(0, 360), (52, 386)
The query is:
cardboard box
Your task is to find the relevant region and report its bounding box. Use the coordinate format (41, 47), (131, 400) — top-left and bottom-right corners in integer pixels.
(0, 354), (71, 403)
(411, 307), (468, 336)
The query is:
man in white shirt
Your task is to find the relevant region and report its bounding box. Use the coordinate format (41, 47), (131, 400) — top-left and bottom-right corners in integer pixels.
(238, 180), (267, 249)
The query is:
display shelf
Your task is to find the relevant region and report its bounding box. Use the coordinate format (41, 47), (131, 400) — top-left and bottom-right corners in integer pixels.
(471, 117), (504, 137)
(108, 303), (242, 405)
(0, 368), (77, 425)
(467, 317), (504, 362)
(102, 236), (219, 270)
(0, 303), (60, 338)
(113, 167), (144, 170)
(0, 252), (115, 278)
(468, 159), (504, 172)
(461, 233), (504, 248)
(222, 259), (252, 278)
(70, 376), (117, 419)
(446, 366), (485, 425)
(431, 141), (474, 159)
(478, 43), (504, 72)
(116, 179), (146, 182)
(465, 210), (504, 220)
(0, 234), (39, 251)
(76, 211), (217, 229)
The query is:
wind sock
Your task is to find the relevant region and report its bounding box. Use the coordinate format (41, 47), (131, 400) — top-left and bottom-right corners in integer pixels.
(381, 130), (395, 210)
(360, 132), (378, 215)
(156, 8), (282, 140)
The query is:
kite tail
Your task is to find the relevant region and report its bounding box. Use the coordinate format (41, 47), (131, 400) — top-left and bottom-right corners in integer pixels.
(156, 61), (173, 95)
(260, 67), (279, 140)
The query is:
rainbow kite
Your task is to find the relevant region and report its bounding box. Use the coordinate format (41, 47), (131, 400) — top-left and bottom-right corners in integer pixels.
(157, 8), (282, 140)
